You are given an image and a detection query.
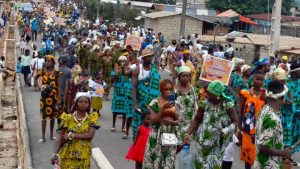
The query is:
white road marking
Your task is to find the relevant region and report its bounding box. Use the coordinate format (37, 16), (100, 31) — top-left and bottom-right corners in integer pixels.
(92, 147), (114, 169)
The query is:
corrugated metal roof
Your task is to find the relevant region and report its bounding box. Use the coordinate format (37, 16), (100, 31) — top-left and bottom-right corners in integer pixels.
(283, 49), (300, 54)
(129, 1), (154, 8)
(195, 15), (232, 26)
(199, 33), (300, 50)
(247, 13), (300, 22)
(143, 11), (180, 19)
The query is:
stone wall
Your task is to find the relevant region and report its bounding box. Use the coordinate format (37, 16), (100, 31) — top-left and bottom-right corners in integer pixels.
(157, 15), (203, 44)
(201, 41), (257, 64)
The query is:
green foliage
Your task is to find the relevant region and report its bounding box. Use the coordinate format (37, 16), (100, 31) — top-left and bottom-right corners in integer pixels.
(83, 0), (140, 25)
(205, 0), (292, 15)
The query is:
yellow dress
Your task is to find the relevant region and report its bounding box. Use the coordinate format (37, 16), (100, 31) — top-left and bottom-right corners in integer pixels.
(59, 112), (100, 169)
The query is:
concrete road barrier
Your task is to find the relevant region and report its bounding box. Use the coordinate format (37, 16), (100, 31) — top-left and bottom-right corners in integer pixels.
(16, 77), (33, 169)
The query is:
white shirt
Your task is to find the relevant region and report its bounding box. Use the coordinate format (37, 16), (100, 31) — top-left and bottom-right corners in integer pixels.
(68, 37), (77, 45)
(195, 44), (203, 51)
(88, 79), (106, 97)
(0, 18), (3, 26)
(223, 135), (239, 161)
(21, 55), (32, 66)
(32, 50), (38, 57)
(226, 47), (234, 54)
(214, 51), (225, 59)
(0, 60), (5, 68)
(166, 45), (176, 53)
(34, 58), (45, 70)
(138, 64), (150, 80)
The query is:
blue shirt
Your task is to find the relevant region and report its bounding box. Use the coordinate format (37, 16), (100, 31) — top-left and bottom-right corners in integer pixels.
(31, 20), (38, 31)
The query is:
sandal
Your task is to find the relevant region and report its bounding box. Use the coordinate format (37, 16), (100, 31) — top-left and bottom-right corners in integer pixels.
(38, 139), (45, 143)
(122, 134), (128, 139)
(110, 128), (116, 132)
(50, 136), (58, 140)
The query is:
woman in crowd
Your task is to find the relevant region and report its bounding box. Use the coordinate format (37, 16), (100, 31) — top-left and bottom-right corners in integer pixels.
(255, 80), (291, 169)
(174, 66), (198, 145)
(111, 56), (128, 133)
(239, 71), (266, 169)
(64, 65), (90, 113)
(21, 49), (32, 87)
(249, 58), (271, 88)
(286, 61), (300, 154)
(52, 92), (100, 168)
(184, 81), (238, 169)
(272, 68), (294, 150)
(99, 46), (114, 100)
(239, 64), (252, 91)
(37, 55), (62, 143)
(143, 79), (179, 169)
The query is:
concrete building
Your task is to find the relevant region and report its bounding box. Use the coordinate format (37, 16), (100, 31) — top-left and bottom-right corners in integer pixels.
(198, 33), (300, 63)
(143, 11), (231, 43)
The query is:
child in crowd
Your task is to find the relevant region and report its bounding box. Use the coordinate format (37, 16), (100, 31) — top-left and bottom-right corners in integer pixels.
(239, 71), (266, 169)
(222, 132), (240, 169)
(16, 56), (22, 74)
(20, 38), (26, 54)
(126, 110), (152, 169)
(89, 72), (106, 115)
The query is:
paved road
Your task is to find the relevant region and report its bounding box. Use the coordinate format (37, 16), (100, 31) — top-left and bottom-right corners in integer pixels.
(17, 28), (300, 169)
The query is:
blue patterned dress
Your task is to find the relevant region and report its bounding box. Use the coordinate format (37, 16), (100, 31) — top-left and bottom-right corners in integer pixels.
(111, 71), (134, 117)
(132, 65), (161, 138)
(286, 78), (300, 153)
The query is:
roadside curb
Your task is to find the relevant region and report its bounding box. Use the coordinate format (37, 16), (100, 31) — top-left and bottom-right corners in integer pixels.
(16, 75), (33, 169)
(92, 147), (115, 169)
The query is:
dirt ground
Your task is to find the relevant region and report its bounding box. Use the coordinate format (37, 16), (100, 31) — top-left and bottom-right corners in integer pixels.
(0, 6), (19, 169)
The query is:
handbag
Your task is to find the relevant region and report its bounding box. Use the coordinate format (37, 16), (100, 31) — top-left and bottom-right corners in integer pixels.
(161, 133), (178, 146)
(41, 85), (52, 97)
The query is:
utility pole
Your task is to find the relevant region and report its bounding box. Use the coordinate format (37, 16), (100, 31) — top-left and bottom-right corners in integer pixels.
(180, 0), (188, 38)
(269, 0), (282, 56)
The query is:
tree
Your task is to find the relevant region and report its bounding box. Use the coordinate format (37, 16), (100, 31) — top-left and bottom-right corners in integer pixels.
(205, 0), (292, 15)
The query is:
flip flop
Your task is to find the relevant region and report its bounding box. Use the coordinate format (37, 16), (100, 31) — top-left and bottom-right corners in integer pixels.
(110, 128), (116, 132)
(50, 136), (58, 140)
(38, 139), (45, 143)
(122, 135), (128, 139)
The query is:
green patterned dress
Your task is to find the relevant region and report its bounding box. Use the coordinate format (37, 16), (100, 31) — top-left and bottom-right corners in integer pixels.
(193, 99), (235, 169)
(254, 105), (283, 169)
(175, 86), (198, 143)
(132, 64), (160, 138)
(143, 98), (177, 169)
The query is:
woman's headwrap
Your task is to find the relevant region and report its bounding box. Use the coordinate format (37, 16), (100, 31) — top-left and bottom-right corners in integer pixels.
(177, 66), (191, 75)
(45, 55), (56, 64)
(74, 92), (91, 102)
(118, 55), (127, 61)
(71, 65), (82, 85)
(251, 57), (269, 74)
(241, 64), (251, 75)
(207, 81), (230, 100)
(272, 68), (287, 81)
(183, 49), (190, 55)
(266, 85), (288, 100)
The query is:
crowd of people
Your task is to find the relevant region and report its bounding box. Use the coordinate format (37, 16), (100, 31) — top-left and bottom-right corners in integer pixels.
(1, 0), (298, 169)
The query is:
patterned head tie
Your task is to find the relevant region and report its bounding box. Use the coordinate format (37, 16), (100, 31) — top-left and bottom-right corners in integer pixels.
(207, 81), (230, 100)
(45, 55), (56, 64)
(265, 85), (288, 100)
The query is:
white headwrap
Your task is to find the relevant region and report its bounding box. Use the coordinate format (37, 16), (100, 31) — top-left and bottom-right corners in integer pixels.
(118, 55), (127, 61)
(74, 92), (91, 102)
(266, 85), (288, 99)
